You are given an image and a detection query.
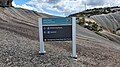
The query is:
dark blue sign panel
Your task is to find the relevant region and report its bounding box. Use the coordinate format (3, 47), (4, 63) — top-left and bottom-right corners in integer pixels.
(43, 25), (72, 41)
(42, 17), (72, 41)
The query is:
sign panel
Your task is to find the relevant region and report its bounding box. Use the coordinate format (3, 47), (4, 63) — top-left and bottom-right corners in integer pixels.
(42, 17), (72, 41)
(43, 25), (72, 41)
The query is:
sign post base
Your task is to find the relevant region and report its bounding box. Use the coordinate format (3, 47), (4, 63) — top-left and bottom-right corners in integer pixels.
(71, 55), (77, 59)
(39, 51), (46, 55)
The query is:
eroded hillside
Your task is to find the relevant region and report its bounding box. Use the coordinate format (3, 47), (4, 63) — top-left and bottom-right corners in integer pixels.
(0, 7), (120, 67)
(91, 12), (120, 32)
(90, 12), (120, 44)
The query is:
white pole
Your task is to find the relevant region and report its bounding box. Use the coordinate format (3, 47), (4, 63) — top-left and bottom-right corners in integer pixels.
(71, 17), (77, 59)
(39, 18), (46, 55)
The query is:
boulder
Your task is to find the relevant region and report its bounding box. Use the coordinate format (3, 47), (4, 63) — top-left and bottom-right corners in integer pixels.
(0, 0), (13, 7)
(116, 30), (120, 36)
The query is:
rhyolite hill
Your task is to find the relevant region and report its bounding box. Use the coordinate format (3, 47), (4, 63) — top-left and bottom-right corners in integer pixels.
(0, 2), (120, 67)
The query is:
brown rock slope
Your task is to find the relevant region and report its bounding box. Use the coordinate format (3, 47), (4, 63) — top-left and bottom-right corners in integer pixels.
(0, 7), (120, 67)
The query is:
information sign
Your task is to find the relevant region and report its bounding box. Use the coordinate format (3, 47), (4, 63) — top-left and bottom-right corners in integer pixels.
(38, 17), (77, 58)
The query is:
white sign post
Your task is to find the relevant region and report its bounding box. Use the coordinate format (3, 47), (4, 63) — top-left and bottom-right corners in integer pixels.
(71, 17), (77, 59)
(39, 18), (46, 55)
(38, 17), (77, 58)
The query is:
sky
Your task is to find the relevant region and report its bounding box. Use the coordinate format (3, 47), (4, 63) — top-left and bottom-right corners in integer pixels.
(13, 0), (120, 16)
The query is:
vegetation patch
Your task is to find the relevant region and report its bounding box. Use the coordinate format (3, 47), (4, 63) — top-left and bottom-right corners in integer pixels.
(76, 17), (103, 33)
(70, 6), (120, 17)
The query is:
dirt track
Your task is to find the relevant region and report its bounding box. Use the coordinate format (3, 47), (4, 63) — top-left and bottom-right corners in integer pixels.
(0, 7), (120, 67)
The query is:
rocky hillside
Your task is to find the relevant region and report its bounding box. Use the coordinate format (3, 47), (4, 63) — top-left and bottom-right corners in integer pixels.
(69, 7), (120, 45)
(89, 11), (120, 44)
(91, 12), (120, 33)
(0, 7), (120, 67)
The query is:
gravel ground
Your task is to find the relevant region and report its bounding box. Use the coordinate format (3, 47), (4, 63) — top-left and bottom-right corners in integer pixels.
(0, 28), (83, 67)
(1, 28), (120, 67)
